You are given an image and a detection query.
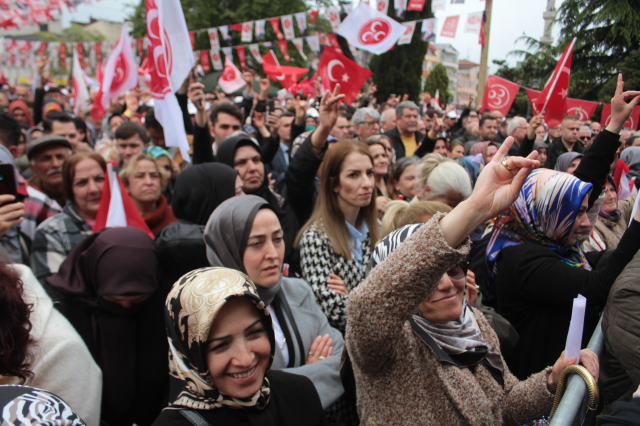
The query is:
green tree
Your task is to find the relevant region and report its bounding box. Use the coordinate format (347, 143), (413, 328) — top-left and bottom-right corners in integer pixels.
(369, 7), (433, 102)
(422, 63), (449, 106)
(38, 24), (106, 42)
(556, 0), (640, 102)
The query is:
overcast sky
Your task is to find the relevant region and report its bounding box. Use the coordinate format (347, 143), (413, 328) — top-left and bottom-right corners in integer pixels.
(63, 0), (565, 73)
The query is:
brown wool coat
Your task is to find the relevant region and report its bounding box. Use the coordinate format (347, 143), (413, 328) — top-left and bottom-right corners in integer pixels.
(346, 214), (554, 425)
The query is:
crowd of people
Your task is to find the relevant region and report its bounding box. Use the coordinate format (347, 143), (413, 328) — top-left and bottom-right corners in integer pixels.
(1, 62), (640, 426)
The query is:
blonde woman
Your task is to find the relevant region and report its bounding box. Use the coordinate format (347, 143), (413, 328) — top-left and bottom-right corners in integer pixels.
(416, 153), (473, 208)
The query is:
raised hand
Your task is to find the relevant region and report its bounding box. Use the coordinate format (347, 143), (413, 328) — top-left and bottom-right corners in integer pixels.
(259, 78), (270, 100)
(306, 334), (334, 364)
(527, 113), (545, 140)
(294, 95), (310, 122)
(317, 84), (345, 129)
(606, 73), (640, 134)
(188, 81), (207, 127)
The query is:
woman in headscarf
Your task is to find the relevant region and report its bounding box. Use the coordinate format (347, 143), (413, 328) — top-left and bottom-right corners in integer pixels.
(46, 227), (168, 426)
(152, 267), (327, 426)
(155, 163), (244, 289)
(8, 100), (33, 127)
(204, 195), (345, 413)
(555, 151), (583, 174)
(583, 176), (636, 252)
(486, 168), (640, 380)
(620, 146), (640, 188)
(469, 141), (498, 166)
(346, 138), (598, 425)
(533, 140), (548, 167)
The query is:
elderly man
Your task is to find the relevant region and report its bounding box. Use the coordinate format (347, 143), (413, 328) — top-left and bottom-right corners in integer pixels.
(545, 116), (583, 169)
(578, 125), (593, 149)
(27, 134), (72, 206)
(380, 108), (397, 133)
(507, 117), (529, 155)
(353, 107), (381, 142)
(383, 101), (430, 159)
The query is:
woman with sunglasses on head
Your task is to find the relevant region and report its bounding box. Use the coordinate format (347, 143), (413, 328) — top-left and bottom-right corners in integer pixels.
(346, 137), (598, 425)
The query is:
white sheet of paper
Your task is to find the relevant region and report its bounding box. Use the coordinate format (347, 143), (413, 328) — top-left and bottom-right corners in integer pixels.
(629, 191), (640, 226)
(565, 294), (586, 364)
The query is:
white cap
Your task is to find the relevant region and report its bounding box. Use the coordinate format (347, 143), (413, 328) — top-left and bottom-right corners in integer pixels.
(446, 110), (459, 119)
(306, 108), (319, 118)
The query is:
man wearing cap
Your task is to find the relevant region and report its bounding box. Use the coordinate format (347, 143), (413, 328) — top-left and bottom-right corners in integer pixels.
(383, 101), (432, 159)
(27, 134), (72, 206)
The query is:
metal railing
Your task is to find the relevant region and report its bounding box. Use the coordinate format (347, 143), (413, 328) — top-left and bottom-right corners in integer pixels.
(549, 316), (604, 426)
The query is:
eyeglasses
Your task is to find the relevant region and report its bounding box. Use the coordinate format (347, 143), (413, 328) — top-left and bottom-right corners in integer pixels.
(361, 120), (380, 126)
(446, 260), (468, 280)
(579, 136), (591, 141)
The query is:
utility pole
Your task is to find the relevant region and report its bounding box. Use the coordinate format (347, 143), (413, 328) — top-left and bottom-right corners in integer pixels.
(477, 0), (492, 106)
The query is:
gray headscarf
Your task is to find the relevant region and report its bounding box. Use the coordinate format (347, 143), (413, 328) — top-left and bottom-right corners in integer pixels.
(372, 224), (504, 374)
(621, 146), (640, 179)
(555, 152), (584, 173)
(204, 195), (282, 305)
(533, 140), (548, 153)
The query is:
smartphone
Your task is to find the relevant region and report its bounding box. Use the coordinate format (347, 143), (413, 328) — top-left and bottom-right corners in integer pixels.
(0, 163), (18, 201)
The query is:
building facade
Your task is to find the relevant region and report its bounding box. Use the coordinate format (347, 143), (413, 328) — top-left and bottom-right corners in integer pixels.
(456, 59), (479, 106)
(422, 43), (459, 104)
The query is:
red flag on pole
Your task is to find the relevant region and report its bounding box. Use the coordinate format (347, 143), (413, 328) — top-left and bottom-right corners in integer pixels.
(479, 75), (520, 116)
(534, 38), (576, 129)
(318, 46), (372, 104)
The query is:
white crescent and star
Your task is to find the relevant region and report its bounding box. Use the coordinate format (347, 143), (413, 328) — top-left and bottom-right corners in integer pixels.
(327, 59), (344, 82)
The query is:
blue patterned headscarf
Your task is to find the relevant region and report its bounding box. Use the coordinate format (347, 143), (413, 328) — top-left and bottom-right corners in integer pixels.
(485, 169), (593, 289)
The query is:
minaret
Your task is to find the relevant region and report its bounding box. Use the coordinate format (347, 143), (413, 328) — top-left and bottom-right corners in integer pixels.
(541, 0), (556, 44)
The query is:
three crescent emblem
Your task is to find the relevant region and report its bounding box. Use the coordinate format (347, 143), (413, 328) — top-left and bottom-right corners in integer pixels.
(487, 84), (510, 109)
(358, 19), (391, 45)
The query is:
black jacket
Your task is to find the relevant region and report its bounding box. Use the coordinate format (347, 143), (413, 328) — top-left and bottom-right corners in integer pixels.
(383, 127), (434, 159)
(544, 137), (585, 169)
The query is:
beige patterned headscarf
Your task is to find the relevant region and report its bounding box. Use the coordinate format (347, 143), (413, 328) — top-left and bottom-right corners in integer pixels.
(164, 267), (275, 410)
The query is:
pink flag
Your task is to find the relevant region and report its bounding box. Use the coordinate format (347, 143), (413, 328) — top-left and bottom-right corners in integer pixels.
(480, 75), (520, 116)
(218, 57), (246, 94)
(146, 0), (195, 161)
(534, 38), (576, 129)
(71, 48), (89, 113)
(440, 15), (460, 38)
(100, 26), (138, 109)
(336, 3), (405, 55)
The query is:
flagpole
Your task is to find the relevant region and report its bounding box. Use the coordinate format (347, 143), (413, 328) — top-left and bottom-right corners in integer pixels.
(477, 0), (492, 107)
(540, 37), (576, 114)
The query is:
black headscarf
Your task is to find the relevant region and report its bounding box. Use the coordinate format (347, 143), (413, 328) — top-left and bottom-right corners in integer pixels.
(216, 131), (261, 170)
(47, 227), (159, 420)
(171, 163), (239, 226)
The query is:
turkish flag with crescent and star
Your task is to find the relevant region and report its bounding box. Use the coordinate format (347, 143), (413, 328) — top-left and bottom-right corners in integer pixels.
(318, 46), (373, 104)
(145, 0), (195, 162)
(479, 75), (520, 116)
(262, 50), (308, 90)
(600, 103), (640, 131)
(218, 57), (246, 94)
(99, 26), (138, 110)
(336, 3), (405, 55)
(534, 38), (576, 129)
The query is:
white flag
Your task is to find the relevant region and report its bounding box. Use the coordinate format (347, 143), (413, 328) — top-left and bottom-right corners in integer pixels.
(218, 57), (246, 94)
(398, 22), (416, 45)
(432, 0), (446, 11)
(145, 0), (195, 162)
(248, 44), (262, 64)
(241, 21), (254, 43)
(281, 15), (295, 40)
(327, 6), (341, 31)
(207, 28), (220, 50)
(219, 25), (230, 41)
(294, 12), (307, 35)
(210, 49), (223, 70)
(222, 47), (233, 60)
(71, 49), (89, 113)
(255, 19), (266, 40)
(100, 26), (138, 108)
(305, 35), (320, 55)
(464, 12), (483, 34)
(292, 38), (307, 60)
(336, 3), (405, 54)
(343, 3), (353, 14)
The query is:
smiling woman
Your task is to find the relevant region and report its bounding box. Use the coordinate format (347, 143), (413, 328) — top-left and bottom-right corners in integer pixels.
(152, 267), (327, 426)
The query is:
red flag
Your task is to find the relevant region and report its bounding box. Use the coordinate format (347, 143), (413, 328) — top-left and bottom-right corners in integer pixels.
(100, 26), (138, 110)
(218, 57), (246, 94)
(534, 38), (576, 129)
(199, 50), (211, 73)
(90, 65), (105, 121)
(479, 12), (486, 46)
(236, 46), (247, 69)
(137, 38), (144, 57)
(565, 98), (598, 121)
(600, 103), (640, 131)
(440, 15), (460, 38)
(407, 0), (425, 12)
(309, 10), (319, 23)
(325, 34), (343, 55)
(59, 42), (67, 69)
(37, 41), (47, 57)
(189, 31), (195, 50)
(269, 17), (284, 40)
(318, 46), (372, 104)
(480, 75), (520, 116)
(94, 166), (154, 240)
(76, 42), (84, 69)
(277, 40), (290, 61)
(262, 50), (308, 90)
(525, 88), (542, 115)
(96, 41), (102, 63)
(230, 23), (243, 32)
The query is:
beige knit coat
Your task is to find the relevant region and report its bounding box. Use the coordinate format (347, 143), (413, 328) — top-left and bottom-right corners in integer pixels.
(346, 215), (554, 425)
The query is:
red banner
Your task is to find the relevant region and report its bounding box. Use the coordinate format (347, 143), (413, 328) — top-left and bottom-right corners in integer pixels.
(565, 98), (598, 121)
(480, 75), (520, 116)
(37, 41), (47, 57)
(95, 41), (102, 63)
(236, 46), (246, 69)
(59, 42), (67, 69)
(407, 0), (425, 11)
(325, 33), (343, 55)
(440, 15), (460, 38)
(600, 103), (640, 131)
(525, 88), (542, 115)
(269, 17), (284, 40)
(137, 38), (144, 57)
(277, 40), (290, 61)
(76, 42), (84, 69)
(189, 31), (195, 50)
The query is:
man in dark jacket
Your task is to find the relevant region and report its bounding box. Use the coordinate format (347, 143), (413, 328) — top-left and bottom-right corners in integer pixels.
(544, 116), (584, 169)
(383, 101), (426, 159)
